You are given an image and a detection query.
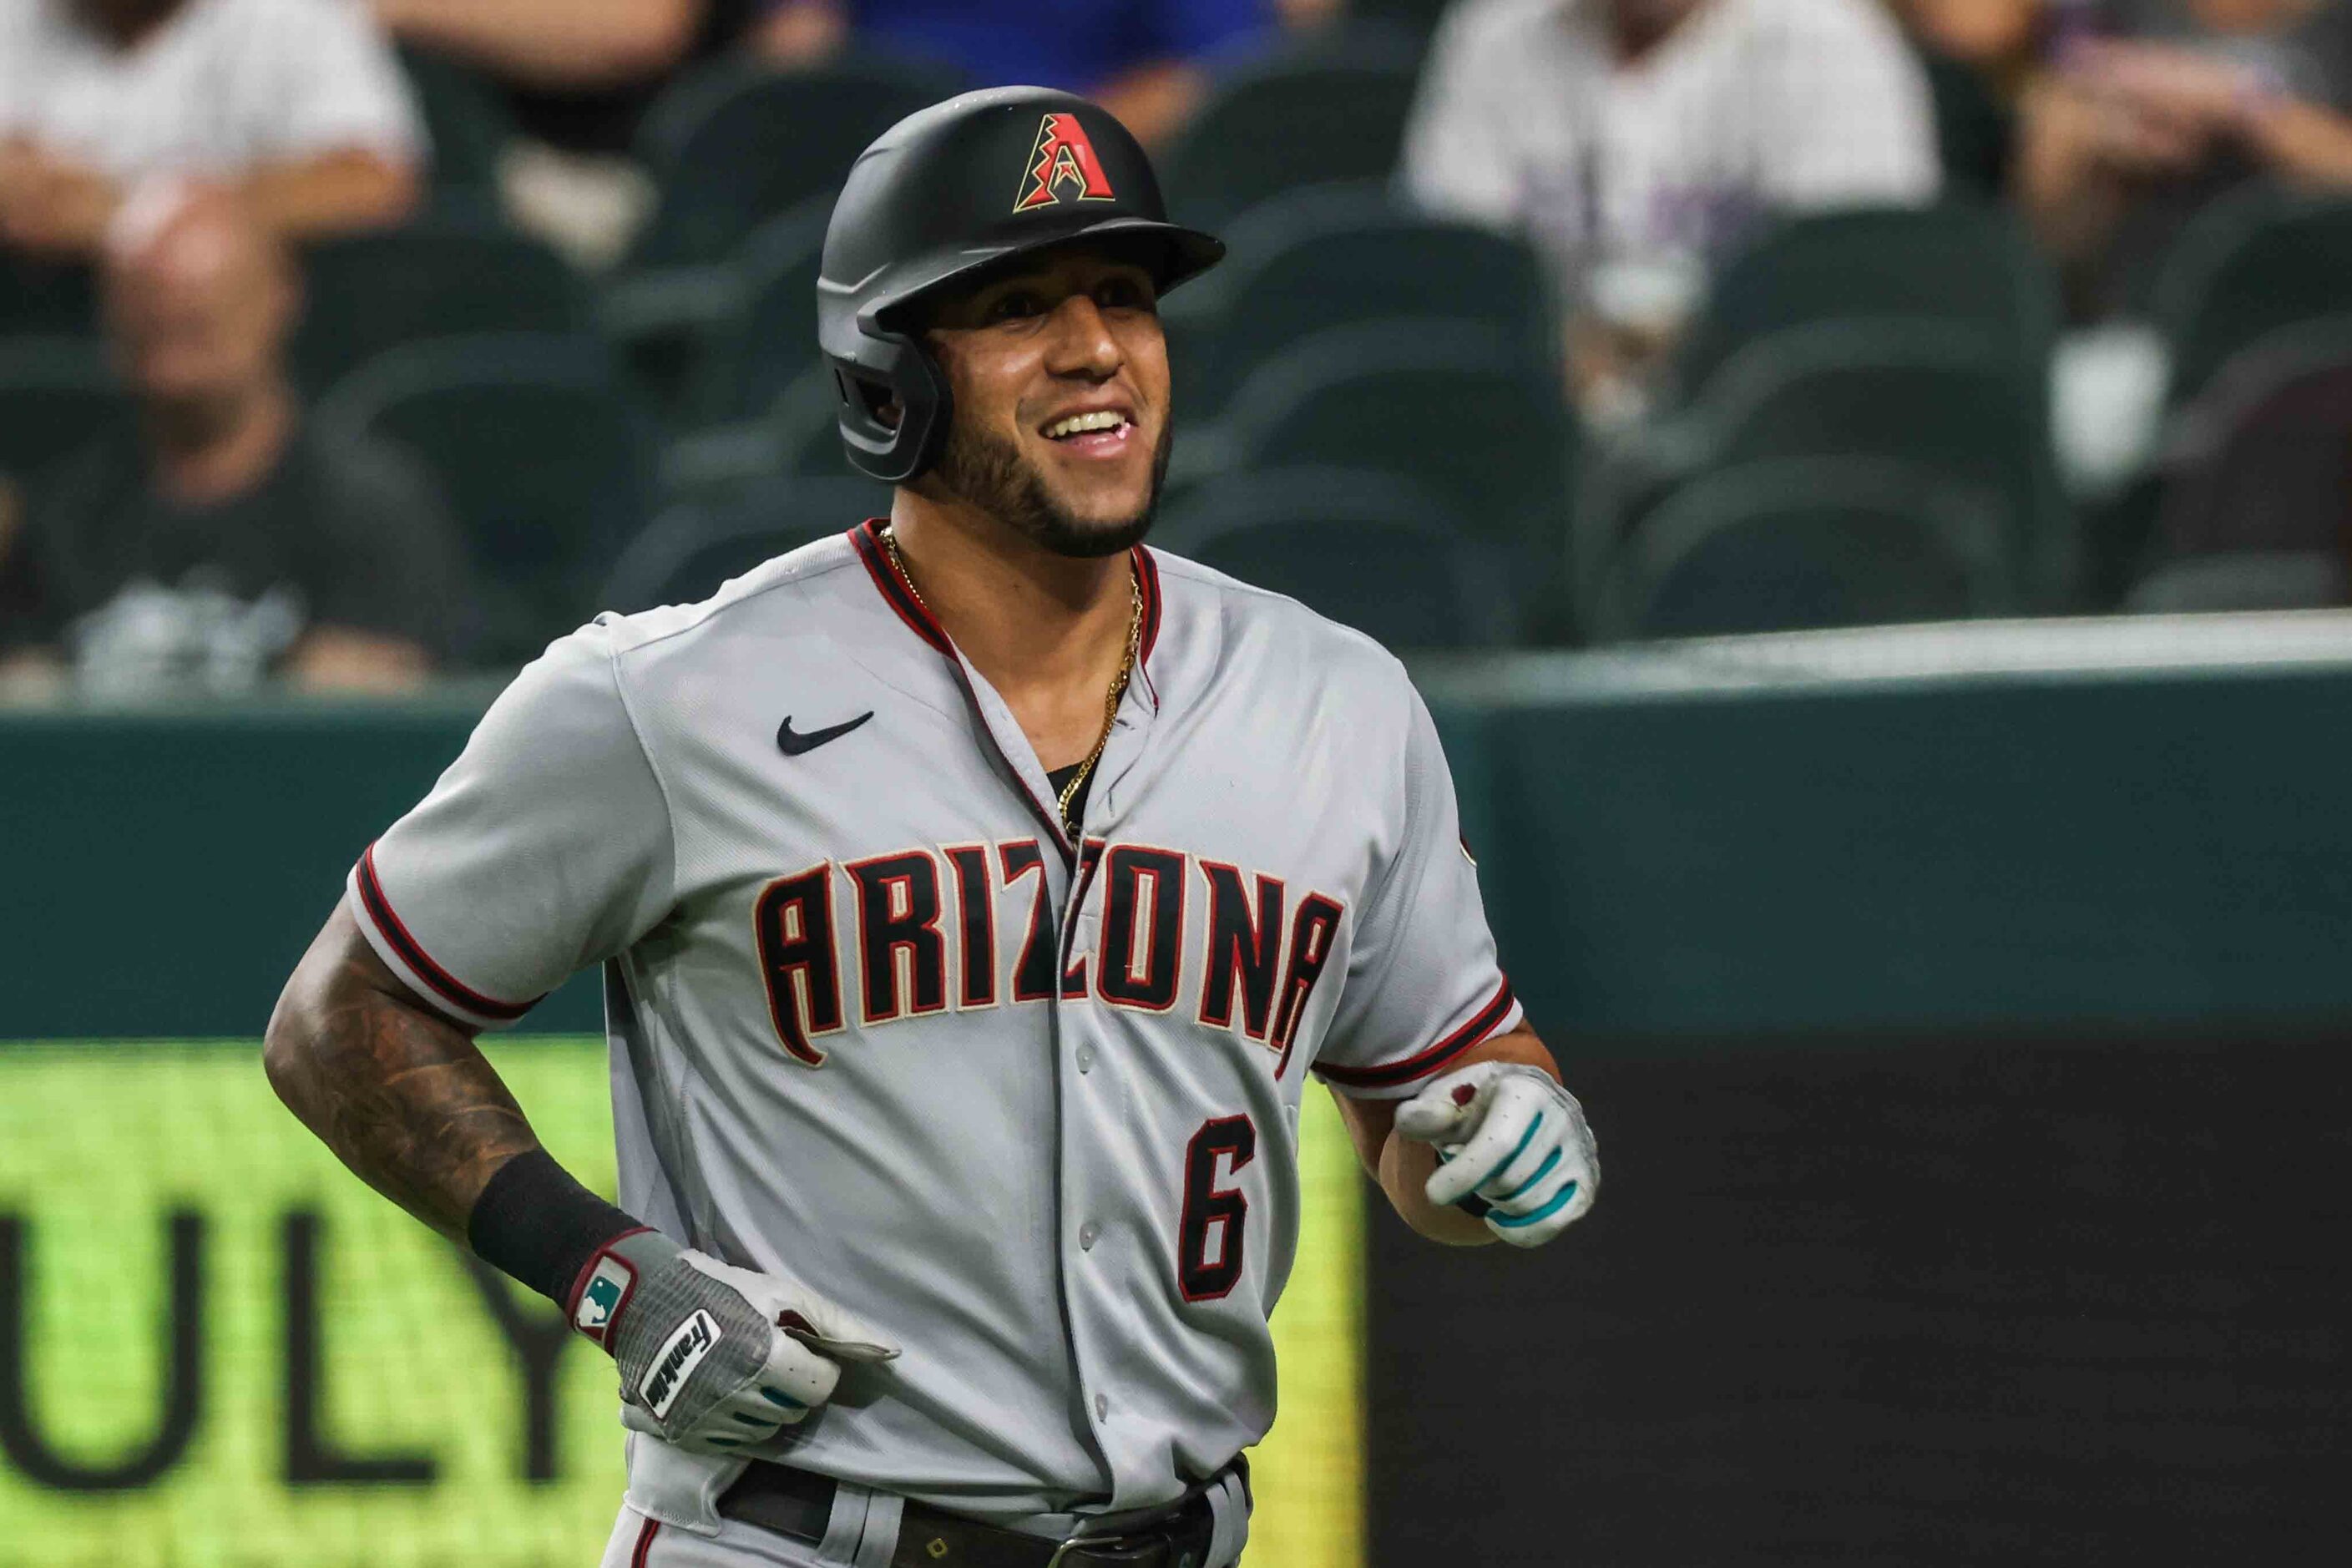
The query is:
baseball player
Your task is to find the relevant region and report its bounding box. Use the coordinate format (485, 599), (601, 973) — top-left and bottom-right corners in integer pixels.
(264, 87), (1598, 1568)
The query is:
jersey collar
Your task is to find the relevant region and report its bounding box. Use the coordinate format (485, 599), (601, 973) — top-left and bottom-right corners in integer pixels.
(847, 518), (1164, 711)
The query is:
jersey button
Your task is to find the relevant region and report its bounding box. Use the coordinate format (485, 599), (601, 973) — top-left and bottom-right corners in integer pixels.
(1095, 1393), (1110, 1420)
(1075, 1043), (1096, 1073)
(1079, 1222), (1100, 1251)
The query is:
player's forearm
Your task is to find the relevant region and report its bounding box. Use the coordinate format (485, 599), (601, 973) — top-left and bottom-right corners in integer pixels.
(1378, 1133), (1497, 1246)
(262, 903), (542, 1240)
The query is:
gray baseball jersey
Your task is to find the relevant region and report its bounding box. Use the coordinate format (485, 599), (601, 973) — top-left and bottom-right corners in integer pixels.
(347, 520), (1522, 1532)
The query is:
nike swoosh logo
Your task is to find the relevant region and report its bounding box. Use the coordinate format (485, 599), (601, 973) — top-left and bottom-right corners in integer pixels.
(777, 711), (874, 757)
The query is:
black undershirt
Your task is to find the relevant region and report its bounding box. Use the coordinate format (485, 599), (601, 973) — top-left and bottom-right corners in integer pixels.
(1046, 761), (1094, 832)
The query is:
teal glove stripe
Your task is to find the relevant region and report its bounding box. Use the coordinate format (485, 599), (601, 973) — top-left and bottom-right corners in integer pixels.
(759, 1386), (807, 1410)
(1490, 1181), (1578, 1229)
(1465, 1112), (1545, 1192)
(1490, 1146), (1561, 1205)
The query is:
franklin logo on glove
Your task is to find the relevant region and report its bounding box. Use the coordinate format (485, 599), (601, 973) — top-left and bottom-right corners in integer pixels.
(641, 1310), (721, 1419)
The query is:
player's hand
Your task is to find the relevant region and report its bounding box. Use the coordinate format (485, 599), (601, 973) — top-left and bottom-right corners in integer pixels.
(1395, 1062), (1597, 1247)
(567, 1230), (901, 1454)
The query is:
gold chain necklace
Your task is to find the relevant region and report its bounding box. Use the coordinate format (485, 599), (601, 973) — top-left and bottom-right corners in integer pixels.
(883, 526), (1141, 837)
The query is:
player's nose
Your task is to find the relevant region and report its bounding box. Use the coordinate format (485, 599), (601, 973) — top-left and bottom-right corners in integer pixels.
(1040, 293), (1123, 380)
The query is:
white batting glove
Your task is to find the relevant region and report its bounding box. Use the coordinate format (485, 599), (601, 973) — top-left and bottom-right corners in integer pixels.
(572, 1232), (901, 1454)
(1395, 1062), (1598, 1247)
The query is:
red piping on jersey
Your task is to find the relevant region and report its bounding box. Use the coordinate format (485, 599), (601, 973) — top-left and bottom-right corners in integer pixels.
(1133, 544), (1163, 710)
(847, 518), (1075, 862)
(848, 519), (953, 655)
(630, 1515), (660, 1566)
(354, 844), (540, 1021)
(1316, 977), (1517, 1090)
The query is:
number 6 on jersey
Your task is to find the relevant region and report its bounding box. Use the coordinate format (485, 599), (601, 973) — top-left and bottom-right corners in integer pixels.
(1178, 1115), (1256, 1302)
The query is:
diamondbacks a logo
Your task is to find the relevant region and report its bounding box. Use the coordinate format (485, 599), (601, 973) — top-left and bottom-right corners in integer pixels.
(1014, 113), (1115, 212)
(640, 1308), (721, 1419)
(574, 1254), (637, 1343)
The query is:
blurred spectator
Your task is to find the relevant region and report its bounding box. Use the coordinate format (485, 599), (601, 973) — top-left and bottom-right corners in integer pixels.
(375, 1), (755, 156)
(0, 186), (469, 697)
(1401, 0), (1940, 419)
(372, 2), (756, 263)
(373, 0), (706, 88)
(2020, 0), (2352, 317)
(1901, 0), (2049, 88)
(751, 0), (1279, 144)
(0, 0), (422, 257)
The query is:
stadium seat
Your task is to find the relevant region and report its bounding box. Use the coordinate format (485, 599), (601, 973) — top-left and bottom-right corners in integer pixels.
(316, 335), (655, 663)
(625, 53), (968, 272)
(0, 339), (125, 486)
(1672, 203), (2061, 398)
(2125, 551), (2348, 613)
(1610, 320), (2070, 607)
(1155, 465), (1521, 649)
(680, 200), (830, 429)
(294, 210), (593, 391)
(604, 473), (890, 612)
(395, 43), (514, 196)
(1174, 189), (1555, 413)
(1920, 54), (2014, 201)
(2150, 319), (2352, 565)
(0, 255), (98, 338)
(662, 365), (849, 504)
(609, 54), (959, 427)
(1158, 27), (1424, 230)
(2153, 187), (2352, 411)
(1211, 321), (1577, 559)
(1348, 0), (1453, 33)
(1589, 458), (2017, 642)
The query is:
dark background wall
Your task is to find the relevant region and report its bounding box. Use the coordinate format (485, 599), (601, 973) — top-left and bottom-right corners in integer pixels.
(1365, 1030), (2352, 1565)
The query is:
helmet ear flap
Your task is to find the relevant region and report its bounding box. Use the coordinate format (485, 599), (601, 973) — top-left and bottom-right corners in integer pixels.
(832, 334), (953, 484)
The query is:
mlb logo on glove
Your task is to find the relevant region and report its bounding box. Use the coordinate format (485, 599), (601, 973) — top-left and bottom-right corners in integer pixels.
(574, 1252), (638, 1344)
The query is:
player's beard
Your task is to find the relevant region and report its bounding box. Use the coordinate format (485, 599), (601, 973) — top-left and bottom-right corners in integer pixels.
(930, 415), (1173, 559)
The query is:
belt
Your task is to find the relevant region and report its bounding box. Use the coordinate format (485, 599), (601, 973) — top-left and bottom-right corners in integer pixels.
(717, 1459), (1230, 1568)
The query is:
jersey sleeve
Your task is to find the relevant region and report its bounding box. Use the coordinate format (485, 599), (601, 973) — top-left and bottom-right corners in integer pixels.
(345, 620), (674, 1029)
(1312, 672), (1525, 1099)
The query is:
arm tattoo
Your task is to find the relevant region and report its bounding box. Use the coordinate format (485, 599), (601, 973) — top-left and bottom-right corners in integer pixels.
(265, 907), (541, 1241)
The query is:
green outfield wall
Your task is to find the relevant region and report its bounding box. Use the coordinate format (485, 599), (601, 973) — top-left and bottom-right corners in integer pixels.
(7, 616), (2352, 1042)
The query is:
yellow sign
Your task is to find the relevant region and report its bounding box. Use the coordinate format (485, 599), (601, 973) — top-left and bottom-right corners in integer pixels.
(0, 1041), (1361, 1568)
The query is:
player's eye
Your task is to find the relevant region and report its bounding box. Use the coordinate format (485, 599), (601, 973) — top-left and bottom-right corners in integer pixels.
(1095, 276), (1154, 311)
(989, 290), (1046, 321)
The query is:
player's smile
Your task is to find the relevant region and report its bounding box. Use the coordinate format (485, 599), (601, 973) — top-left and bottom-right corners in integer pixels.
(1034, 399), (1137, 460)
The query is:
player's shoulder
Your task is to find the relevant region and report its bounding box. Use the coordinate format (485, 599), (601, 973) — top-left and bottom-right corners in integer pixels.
(1149, 548), (1416, 706)
(572, 527), (869, 661)
(506, 530), (868, 712)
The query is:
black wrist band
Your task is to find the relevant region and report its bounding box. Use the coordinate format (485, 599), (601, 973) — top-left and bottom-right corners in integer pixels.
(465, 1148), (641, 1309)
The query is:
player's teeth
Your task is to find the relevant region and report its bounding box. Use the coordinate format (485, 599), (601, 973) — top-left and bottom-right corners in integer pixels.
(1047, 412), (1125, 438)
